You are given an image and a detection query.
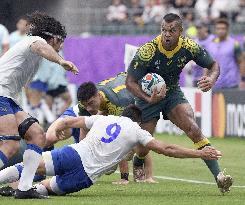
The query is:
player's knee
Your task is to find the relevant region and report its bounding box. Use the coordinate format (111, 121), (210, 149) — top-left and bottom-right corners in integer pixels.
(26, 125), (46, 147)
(4, 141), (20, 157)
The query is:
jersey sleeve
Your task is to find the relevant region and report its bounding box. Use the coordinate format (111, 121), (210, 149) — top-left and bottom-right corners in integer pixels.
(28, 36), (47, 47)
(127, 42), (156, 81)
(185, 38), (214, 69)
(84, 115), (101, 129)
(136, 128), (154, 146)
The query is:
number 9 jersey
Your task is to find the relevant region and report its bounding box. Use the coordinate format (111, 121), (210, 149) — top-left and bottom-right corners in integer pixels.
(69, 115), (153, 183)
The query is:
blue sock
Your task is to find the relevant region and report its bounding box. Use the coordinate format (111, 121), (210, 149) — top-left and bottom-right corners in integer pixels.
(0, 150), (8, 169)
(14, 163), (24, 178)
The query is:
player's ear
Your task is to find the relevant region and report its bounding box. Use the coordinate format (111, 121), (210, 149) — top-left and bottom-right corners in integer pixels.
(180, 26), (183, 33)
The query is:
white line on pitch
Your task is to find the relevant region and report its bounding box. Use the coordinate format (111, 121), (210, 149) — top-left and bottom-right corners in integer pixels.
(115, 171), (245, 188)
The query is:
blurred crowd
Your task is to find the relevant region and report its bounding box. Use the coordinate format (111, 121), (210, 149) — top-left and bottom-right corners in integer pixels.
(1, 10), (245, 129)
(106, 0), (245, 27)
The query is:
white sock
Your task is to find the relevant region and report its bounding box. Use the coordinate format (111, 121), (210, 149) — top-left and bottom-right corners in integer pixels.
(0, 166), (20, 184)
(33, 184), (48, 196)
(18, 149), (42, 191)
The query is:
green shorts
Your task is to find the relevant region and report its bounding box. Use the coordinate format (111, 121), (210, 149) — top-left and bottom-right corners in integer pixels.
(136, 87), (188, 122)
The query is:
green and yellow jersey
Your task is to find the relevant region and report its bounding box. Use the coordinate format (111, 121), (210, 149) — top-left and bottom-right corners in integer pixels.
(128, 35), (215, 88)
(78, 72), (135, 116)
(97, 72), (135, 116)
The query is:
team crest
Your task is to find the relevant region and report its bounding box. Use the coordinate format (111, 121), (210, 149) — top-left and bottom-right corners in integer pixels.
(138, 43), (156, 62)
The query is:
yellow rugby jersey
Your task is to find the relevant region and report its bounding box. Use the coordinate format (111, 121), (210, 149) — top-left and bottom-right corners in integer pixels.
(97, 72), (135, 116)
(128, 35), (215, 88)
(78, 73), (135, 116)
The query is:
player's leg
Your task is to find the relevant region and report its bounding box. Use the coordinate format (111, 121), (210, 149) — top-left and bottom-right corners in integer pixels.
(14, 110), (46, 198)
(167, 103), (232, 193)
(0, 152), (47, 197)
(0, 97), (22, 170)
(42, 146), (93, 195)
(133, 119), (158, 182)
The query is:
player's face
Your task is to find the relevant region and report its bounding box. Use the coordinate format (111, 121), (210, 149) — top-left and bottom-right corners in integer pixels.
(82, 93), (101, 115)
(50, 38), (64, 52)
(161, 21), (182, 50)
(197, 26), (208, 39)
(215, 23), (228, 39)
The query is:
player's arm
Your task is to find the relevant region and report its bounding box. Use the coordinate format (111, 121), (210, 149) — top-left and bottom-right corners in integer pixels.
(30, 40), (78, 74)
(145, 139), (222, 160)
(192, 43), (220, 92)
(54, 116), (96, 140)
(45, 118), (72, 148)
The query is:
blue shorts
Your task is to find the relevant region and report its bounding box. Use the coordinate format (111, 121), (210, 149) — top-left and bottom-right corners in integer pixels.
(51, 146), (93, 194)
(28, 80), (48, 92)
(0, 96), (23, 116)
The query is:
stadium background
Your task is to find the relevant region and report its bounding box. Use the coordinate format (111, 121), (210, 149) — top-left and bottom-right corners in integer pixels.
(1, 0), (245, 204)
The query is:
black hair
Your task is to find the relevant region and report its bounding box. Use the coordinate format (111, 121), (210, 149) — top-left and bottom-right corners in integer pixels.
(215, 18), (229, 28)
(27, 11), (66, 41)
(17, 15), (31, 24)
(77, 82), (98, 102)
(121, 104), (142, 122)
(162, 13), (183, 28)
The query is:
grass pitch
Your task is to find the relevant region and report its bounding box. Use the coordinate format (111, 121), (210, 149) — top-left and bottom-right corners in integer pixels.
(1, 133), (245, 205)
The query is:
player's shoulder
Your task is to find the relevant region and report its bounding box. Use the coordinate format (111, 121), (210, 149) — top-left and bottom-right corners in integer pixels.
(136, 36), (159, 62)
(181, 36), (201, 55)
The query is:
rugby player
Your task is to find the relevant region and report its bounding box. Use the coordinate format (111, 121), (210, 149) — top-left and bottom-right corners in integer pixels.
(45, 72), (156, 184)
(0, 11), (78, 199)
(125, 13), (232, 193)
(0, 105), (222, 197)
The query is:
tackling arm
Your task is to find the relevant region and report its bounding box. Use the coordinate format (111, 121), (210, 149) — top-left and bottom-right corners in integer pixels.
(145, 139), (221, 160)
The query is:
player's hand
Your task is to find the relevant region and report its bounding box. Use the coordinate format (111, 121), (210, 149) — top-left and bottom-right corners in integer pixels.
(59, 59), (79, 75)
(197, 76), (215, 92)
(200, 146), (222, 160)
(55, 128), (67, 140)
(148, 85), (167, 104)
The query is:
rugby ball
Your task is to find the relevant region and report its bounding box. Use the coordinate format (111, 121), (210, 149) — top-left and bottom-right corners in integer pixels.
(141, 73), (166, 96)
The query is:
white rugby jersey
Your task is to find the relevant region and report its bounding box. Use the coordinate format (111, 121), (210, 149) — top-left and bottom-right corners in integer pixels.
(0, 36), (47, 104)
(70, 115), (153, 183)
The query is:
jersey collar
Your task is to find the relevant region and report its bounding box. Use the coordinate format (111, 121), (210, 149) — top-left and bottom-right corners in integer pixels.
(99, 91), (108, 111)
(157, 35), (183, 59)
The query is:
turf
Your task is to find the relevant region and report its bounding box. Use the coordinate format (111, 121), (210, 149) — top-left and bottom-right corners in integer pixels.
(1, 133), (245, 205)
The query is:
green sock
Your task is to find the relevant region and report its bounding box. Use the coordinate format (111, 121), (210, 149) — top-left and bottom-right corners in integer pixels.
(133, 155), (144, 167)
(200, 144), (221, 181)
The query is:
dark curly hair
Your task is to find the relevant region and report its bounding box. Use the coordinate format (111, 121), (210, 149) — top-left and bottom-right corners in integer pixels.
(121, 104), (142, 123)
(28, 11), (67, 41)
(77, 82), (98, 102)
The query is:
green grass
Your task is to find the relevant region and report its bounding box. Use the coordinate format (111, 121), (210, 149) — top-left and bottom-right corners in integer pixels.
(1, 134), (245, 205)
